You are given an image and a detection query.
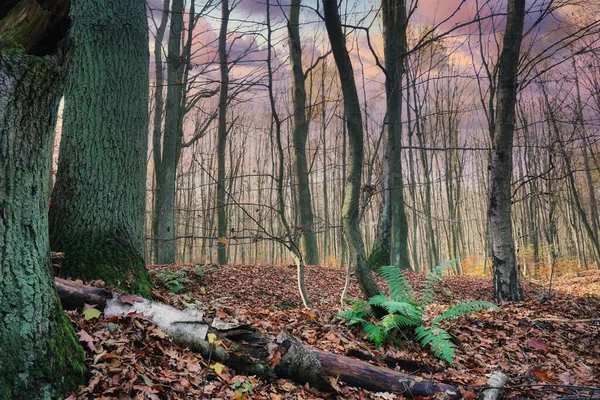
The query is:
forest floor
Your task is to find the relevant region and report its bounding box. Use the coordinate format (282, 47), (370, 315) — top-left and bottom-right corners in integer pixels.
(65, 264), (600, 399)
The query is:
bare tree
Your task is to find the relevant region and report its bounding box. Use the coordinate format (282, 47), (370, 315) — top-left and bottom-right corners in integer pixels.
(489, 0), (525, 302)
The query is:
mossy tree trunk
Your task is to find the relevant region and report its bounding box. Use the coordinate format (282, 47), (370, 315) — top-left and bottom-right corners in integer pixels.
(323, 0), (381, 300)
(288, 0), (320, 265)
(0, 2), (86, 398)
(48, 0), (152, 295)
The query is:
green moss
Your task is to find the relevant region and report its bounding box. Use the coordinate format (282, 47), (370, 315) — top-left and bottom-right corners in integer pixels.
(45, 305), (87, 393)
(368, 246), (390, 272)
(57, 233), (153, 297)
(0, 304), (86, 399)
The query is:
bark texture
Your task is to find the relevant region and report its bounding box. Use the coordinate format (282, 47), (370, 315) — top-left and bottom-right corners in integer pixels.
(489, 0), (525, 302)
(216, 0), (230, 265)
(48, 0), (152, 295)
(323, 0), (381, 300)
(153, 0), (181, 264)
(288, 0), (320, 265)
(0, 5), (86, 396)
(382, 0), (412, 271)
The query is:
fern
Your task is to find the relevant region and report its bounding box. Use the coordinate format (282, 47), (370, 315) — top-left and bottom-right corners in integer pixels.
(363, 323), (386, 348)
(421, 259), (457, 306)
(337, 260), (502, 365)
(367, 294), (389, 307)
(335, 299), (372, 325)
(379, 265), (413, 302)
(415, 326), (456, 365)
(379, 300), (422, 323)
(433, 301), (501, 324)
(380, 314), (418, 330)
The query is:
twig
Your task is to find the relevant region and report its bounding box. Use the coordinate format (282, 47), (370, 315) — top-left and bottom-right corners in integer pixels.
(533, 318), (600, 323)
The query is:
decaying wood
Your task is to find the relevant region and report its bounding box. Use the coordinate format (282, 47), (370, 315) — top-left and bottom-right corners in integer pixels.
(55, 277), (112, 310)
(55, 278), (462, 399)
(481, 371), (508, 400)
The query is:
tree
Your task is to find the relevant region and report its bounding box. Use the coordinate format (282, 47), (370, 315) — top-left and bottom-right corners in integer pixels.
(323, 0), (381, 300)
(216, 0), (230, 265)
(152, 0), (218, 264)
(267, 0), (311, 307)
(0, 2), (86, 397)
(489, 0), (525, 302)
(382, 0), (411, 271)
(48, 0), (152, 295)
(288, 0), (320, 265)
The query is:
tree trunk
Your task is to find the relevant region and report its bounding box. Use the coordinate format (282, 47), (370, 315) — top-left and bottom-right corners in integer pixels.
(266, 0), (311, 307)
(150, 0), (170, 263)
(323, 0), (381, 300)
(383, 0), (412, 271)
(48, 0), (152, 295)
(489, 0), (525, 302)
(154, 0), (183, 265)
(55, 279), (462, 399)
(0, 4), (86, 396)
(216, 0), (230, 266)
(288, 0), (320, 265)
(369, 148), (392, 270)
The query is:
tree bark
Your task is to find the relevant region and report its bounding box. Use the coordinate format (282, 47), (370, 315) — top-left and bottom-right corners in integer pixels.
(288, 0), (320, 265)
(0, 3), (86, 397)
(489, 0), (525, 302)
(382, 0), (412, 271)
(216, 0), (230, 266)
(323, 0), (381, 300)
(55, 279), (462, 399)
(48, 0), (152, 295)
(153, 0), (180, 265)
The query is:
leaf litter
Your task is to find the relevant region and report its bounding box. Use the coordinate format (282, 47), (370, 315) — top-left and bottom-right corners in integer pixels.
(65, 264), (600, 399)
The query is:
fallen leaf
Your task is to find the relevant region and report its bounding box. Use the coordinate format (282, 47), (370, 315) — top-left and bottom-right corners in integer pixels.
(77, 329), (96, 352)
(210, 362), (226, 375)
(120, 294), (143, 305)
(83, 308), (101, 320)
(526, 339), (548, 351)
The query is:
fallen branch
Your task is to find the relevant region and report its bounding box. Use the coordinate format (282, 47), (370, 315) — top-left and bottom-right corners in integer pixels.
(481, 371), (508, 400)
(533, 317), (600, 323)
(55, 278), (462, 399)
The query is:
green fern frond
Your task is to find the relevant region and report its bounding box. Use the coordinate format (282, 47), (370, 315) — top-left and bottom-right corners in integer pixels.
(381, 314), (418, 330)
(368, 294), (390, 307)
(433, 301), (501, 324)
(380, 300), (422, 323)
(379, 265), (413, 302)
(335, 299), (373, 325)
(415, 326), (456, 365)
(421, 259), (457, 306)
(363, 323), (386, 348)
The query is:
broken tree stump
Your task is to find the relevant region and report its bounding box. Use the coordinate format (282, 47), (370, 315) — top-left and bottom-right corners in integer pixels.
(55, 278), (462, 399)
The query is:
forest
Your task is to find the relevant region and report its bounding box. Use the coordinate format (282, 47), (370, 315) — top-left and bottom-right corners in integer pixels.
(0, 0), (599, 399)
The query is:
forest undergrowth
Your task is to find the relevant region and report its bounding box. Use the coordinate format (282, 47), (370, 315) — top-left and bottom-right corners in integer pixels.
(65, 264), (600, 399)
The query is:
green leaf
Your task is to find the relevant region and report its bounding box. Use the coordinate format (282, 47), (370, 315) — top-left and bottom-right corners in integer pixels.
(380, 314), (417, 330)
(380, 300), (422, 322)
(107, 322), (118, 332)
(379, 265), (413, 302)
(363, 323), (386, 348)
(433, 301), (502, 324)
(415, 326), (456, 365)
(83, 308), (101, 320)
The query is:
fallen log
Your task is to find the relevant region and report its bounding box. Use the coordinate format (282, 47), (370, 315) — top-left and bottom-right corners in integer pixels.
(55, 278), (462, 399)
(55, 277), (112, 310)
